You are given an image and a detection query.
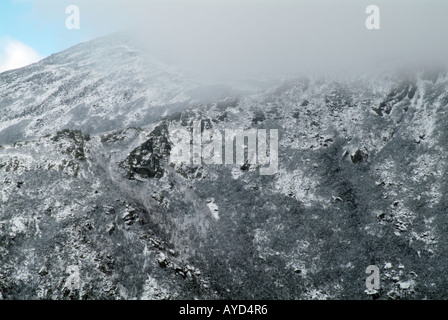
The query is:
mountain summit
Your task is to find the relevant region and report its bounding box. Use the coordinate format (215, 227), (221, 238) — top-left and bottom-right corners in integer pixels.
(0, 34), (242, 145)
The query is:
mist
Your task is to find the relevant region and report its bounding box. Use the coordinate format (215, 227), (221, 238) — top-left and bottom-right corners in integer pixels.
(32, 0), (448, 78)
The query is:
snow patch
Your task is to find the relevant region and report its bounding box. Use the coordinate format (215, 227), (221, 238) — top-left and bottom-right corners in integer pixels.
(206, 198), (219, 220)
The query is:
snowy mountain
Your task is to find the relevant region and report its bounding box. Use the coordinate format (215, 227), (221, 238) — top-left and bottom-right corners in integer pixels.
(0, 34), (249, 145)
(1, 34), (448, 299)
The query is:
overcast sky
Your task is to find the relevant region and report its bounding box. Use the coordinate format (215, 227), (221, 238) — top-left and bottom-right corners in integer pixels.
(2, 0), (448, 76)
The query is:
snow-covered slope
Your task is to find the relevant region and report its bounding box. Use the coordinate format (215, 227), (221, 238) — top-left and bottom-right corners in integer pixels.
(1, 34), (448, 300)
(0, 34), (238, 144)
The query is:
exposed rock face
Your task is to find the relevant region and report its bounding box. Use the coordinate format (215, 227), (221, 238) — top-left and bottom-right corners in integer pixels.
(120, 124), (171, 180)
(1, 35), (448, 300)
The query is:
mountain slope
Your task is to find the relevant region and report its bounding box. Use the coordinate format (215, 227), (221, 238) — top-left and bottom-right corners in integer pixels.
(0, 34), (245, 145)
(1, 36), (448, 299)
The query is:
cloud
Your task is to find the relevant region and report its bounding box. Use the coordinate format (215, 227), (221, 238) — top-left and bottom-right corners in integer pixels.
(0, 37), (43, 73)
(27, 0), (448, 77)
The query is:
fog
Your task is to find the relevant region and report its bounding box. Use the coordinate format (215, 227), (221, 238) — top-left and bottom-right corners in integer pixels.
(32, 0), (448, 78)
